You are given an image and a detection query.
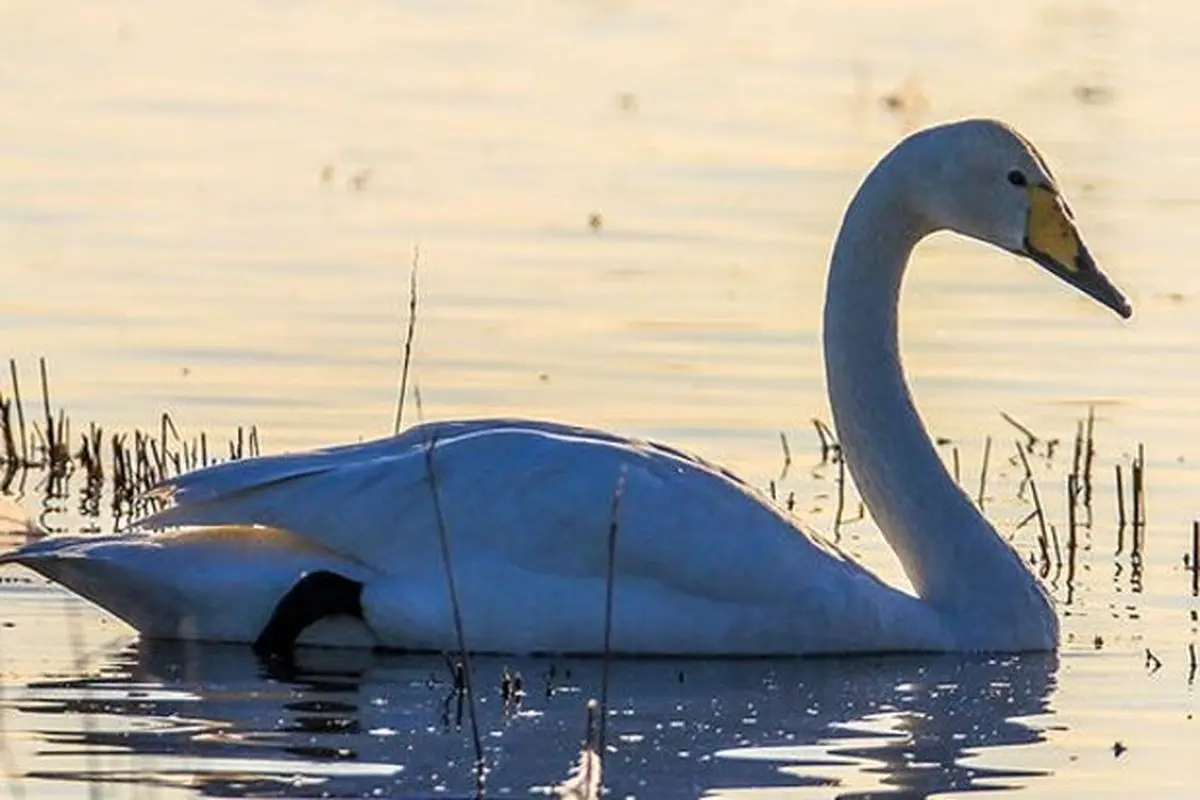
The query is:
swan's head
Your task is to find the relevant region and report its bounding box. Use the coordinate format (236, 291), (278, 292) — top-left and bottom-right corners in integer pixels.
(905, 118), (1131, 319)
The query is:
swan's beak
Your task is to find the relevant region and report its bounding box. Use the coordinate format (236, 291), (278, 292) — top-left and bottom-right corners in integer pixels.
(1020, 184), (1132, 319)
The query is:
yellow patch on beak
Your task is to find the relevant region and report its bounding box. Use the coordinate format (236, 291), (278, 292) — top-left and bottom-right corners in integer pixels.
(1025, 185), (1080, 272)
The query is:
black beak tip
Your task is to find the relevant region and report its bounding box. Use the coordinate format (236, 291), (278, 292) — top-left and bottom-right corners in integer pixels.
(1093, 280), (1132, 320)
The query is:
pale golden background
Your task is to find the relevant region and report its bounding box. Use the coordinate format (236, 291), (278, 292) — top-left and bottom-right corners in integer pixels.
(2, 1), (1199, 796)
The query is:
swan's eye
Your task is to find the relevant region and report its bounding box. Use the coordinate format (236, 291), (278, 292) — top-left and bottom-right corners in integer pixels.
(1007, 169), (1028, 187)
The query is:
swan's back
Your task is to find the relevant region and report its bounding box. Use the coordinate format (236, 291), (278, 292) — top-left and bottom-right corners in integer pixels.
(145, 419), (846, 581)
(140, 419), (943, 653)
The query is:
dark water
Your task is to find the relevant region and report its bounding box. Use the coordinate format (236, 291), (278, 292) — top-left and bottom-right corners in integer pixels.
(4, 621), (1058, 798)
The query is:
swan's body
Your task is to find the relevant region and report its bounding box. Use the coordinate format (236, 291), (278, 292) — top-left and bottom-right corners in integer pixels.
(0, 119), (1131, 655)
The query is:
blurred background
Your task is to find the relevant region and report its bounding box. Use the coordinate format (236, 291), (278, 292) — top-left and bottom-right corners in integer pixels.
(4, 0), (1190, 460)
(2, 1), (1200, 797)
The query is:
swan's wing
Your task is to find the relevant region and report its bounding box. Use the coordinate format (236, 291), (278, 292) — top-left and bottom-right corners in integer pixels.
(145, 419), (561, 505)
(139, 419), (874, 605)
(132, 419), (943, 652)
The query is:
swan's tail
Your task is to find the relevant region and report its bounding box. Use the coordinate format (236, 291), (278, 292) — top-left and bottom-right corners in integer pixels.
(1, 523), (379, 645)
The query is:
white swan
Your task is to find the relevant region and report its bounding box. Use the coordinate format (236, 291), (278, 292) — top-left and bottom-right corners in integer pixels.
(0, 119), (1130, 655)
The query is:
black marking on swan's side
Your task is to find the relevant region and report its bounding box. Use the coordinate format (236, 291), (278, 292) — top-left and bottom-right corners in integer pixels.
(253, 570), (366, 658)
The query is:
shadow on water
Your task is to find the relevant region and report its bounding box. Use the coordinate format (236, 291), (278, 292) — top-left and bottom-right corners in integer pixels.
(4, 640), (1059, 798)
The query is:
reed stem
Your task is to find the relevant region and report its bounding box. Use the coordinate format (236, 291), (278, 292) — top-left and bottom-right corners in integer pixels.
(1192, 521), (1199, 597)
(8, 359), (27, 464)
(977, 435), (991, 508)
(599, 468), (626, 761)
(423, 433), (485, 796)
(393, 248), (420, 436)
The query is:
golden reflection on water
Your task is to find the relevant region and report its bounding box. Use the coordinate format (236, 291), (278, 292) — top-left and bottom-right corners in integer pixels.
(2, 0), (1200, 796)
(8, 0), (1199, 454)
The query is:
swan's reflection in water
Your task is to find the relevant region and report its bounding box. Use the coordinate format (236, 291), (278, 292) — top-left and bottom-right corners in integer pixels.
(7, 641), (1057, 797)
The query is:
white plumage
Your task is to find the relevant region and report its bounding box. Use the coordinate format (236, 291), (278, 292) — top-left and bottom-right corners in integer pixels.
(0, 119), (1131, 654)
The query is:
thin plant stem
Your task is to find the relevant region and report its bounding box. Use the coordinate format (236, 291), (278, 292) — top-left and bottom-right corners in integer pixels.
(599, 467), (626, 761)
(393, 247), (420, 435)
(977, 435), (991, 508)
(8, 360), (27, 464)
(423, 433), (485, 796)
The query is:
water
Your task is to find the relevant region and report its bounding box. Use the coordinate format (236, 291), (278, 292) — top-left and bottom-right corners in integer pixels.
(1, 0), (1199, 795)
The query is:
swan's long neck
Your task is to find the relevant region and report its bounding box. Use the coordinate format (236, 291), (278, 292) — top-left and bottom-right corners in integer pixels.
(822, 157), (1057, 649)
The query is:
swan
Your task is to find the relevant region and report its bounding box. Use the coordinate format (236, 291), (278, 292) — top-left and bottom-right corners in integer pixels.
(0, 119), (1131, 655)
